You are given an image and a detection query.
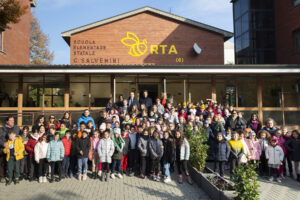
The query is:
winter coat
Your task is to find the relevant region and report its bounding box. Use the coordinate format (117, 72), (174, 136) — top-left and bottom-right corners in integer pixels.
(34, 141), (48, 162)
(57, 128), (69, 139)
(265, 145), (284, 165)
(25, 135), (39, 158)
(97, 138), (115, 163)
(247, 120), (262, 133)
(285, 138), (300, 161)
(112, 135), (124, 160)
(3, 137), (24, 161)
(139, 97), (152, 110)
(21, 135), (29, 156)
(46, 139), (64, 162)
(228, 139), (244, 159)
(76, 137), (91, 158)
(70, 138), (78, 157)
(176, 138), (190, 161)
(62, 136), (72, 156)
(213, 140), (230, 161)
(246, 139), (262, 160)
(211, 121), (225, 137)
(259, 139), (269, 152)
(122, 136), (130, 155)
(0, 125), (20, 154)
(161, 138), (174, 163)
(149, 138), (164, 159)
(261, 127), (278, 136)
(77, 114), (96, 129)
(88, 137), (100, 160)
(226, 116), (246, 131)
(137, 135), (150, 157)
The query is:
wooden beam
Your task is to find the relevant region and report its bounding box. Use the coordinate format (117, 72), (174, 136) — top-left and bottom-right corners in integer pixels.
(211, 75), (216, 101)
(280, 76), (285, 127)
(64, 74), (70, 110)
(257, 76), (263, 122)
(17, 74), (23, 127)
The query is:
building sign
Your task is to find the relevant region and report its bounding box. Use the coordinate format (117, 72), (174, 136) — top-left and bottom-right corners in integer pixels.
(120, 32), (178, 57)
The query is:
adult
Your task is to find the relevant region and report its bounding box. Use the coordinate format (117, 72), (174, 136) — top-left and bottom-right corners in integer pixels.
(139, 90), (152, 111)
(247, 113), (262, 133)
(128, 92), (139, 110)
(59, 111), (71, 129)
(261, 118), (278, 136)
(77, 109), (96, 129)
(155, 98), (165, 117)
(32, 115), (46, 133)
(225, 111), (246, 131)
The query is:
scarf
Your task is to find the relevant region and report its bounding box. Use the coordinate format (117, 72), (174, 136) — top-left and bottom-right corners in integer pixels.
(112, 134), (124, 152)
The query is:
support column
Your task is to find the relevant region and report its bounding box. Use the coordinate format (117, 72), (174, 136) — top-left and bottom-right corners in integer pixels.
(188, 78), (191, 103)
(211, 75), (216, 101)
(280, 76), (285, 127)
(235, 77), (238, 107)
(113, 76), (116, 103)
(257, 76), (263, 122)
(184, 79), (186, 103)
(88, 75), (91, 109)
(163, 78), (167, 97)
(64, 74), (70, 110)
(42, 75), (45, 114)
(17, 74), (23, 127)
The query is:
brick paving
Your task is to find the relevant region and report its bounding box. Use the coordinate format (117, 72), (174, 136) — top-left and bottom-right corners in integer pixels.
(0, 173), (210, 200)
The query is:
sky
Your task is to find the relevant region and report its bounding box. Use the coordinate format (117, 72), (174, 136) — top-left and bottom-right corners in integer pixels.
(33, 0), (233, 64)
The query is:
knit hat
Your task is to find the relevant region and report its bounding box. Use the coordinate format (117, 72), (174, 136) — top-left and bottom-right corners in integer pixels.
(99, 123), (106, 131)
(270, 136), (278, 144)
(114, 128), (121, 135)
(249, 130), (256, 136)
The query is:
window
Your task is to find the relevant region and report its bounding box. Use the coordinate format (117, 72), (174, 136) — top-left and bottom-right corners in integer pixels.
(295, 29), (300, 53)
(295, 0), (300, 6)
(0, 31), (3, 51)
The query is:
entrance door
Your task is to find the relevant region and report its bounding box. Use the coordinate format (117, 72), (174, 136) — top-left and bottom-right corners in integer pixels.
(138, 84), (158, 103)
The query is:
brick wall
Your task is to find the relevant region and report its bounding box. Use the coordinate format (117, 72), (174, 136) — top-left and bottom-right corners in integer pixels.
(0, 0), (31, 64)
(275, 0), (300, 64)
(70, 12), (225, 65)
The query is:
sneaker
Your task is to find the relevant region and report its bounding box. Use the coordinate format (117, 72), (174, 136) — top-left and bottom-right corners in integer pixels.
(98, 171), (102, 177)
(6, 179), (12, 186)
(268, 177), (274, 182)
(117, 173), (123, 179)
(39, 177), (43, 183)
(155, 176), (160, 182)
(43, 176), (48, 183)
(152, 175), (157, 181)
(276, 178), (282, 183)
(140, 174), (145, 179)
(164, 177), (171, 183)
(15, 179), (20, 185)
(178, 175), (183, 184)
(111, 173), (116, 179)
(280, 174), (285, 179)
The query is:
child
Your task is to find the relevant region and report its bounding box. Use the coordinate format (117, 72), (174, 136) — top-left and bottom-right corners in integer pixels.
(225, 128), (232, 141)
(121, 130), (130, 175)
(20, 126), (30, 180)
(25, 130), (40, 181)
(77, 122), (86, 139)
(213, 132), (230, 177)
(98, 130), (115, 182)
(3, 132), (24, 185)
(69, 131), (78, 178)
(76, 130), (91, 181)
(58, 123), (69, 138)
(47, 132), (64, 183)
(228, 131), (244, 180)
(257, 130), (270, 177)
(137, 129), (150, 179)
(47, 126), (56, 141)
(149, 131), (164, 181)
(111, 128), (125, 179)
(161, 131), (174, 183)
(284, 130), (300, 182)
(85, 120), (94, 137)
(174, 130), (192, 185)
(246, 131), (262, 164)
(266, 136), (284, 183)
(239, 132), (250, 164)
(282, 128), (293, 177)
(89, 130), (101, 179)
(61, 130), (72, 178)
(34, 134), (49, 183)
(274, 129), (286, 178)
(127, 126), (138, 176)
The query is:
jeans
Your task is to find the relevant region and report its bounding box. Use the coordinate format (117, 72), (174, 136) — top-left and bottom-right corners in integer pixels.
(0, 154), (6, 179)
(111, 159), (121, 174)
(77, 157), (88, 175)
(7, 157), (20, 180)
(29, 156), (37, 178)
(163, 162), (170, 178)
(151, 158), (160, 175)
(230, 156), (241, 175)
(62, 155), (70, 176)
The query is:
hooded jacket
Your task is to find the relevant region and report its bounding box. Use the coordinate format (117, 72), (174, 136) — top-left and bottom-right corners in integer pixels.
(213, 139), (230, 161)
(3, 137), (24, 161)
(25, 134), (40, 158)
(47, 139), (64, 162)
(62, 136), (72, 156)
(137, 135), (150, 157)
(265, 145), (284, 165)
(97, 137), (115, 163)
(34, 141), (49, 162)
(149, 138), (164, 159)
(76, 136), (91, 158)
(161, 138), (174, 163)
(77, 114), (96, 129)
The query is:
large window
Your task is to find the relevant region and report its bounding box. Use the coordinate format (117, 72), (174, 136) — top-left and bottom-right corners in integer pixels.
(295, 0), (300, 6)
(216, 75), (236, 106)
(295, 29), (300, 53)
(237, 76), (257, 107)
(0, 75), (18, 107)
(262, 76), (281, 107)
(70, 75), (89, 107)
(282, 76), (300, 107)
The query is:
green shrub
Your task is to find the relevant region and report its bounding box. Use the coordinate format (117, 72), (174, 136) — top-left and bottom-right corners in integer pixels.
(232, 162), (260, 200)
(184, 125), (209, 172)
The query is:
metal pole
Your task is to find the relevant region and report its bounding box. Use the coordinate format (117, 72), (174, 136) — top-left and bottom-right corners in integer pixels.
(163, 78), (167, 95)
(113, 77), (116, 103)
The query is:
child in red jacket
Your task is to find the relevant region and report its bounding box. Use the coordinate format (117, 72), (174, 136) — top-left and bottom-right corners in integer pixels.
(61, 130), (72, 178)
(25, 130), (40, 181)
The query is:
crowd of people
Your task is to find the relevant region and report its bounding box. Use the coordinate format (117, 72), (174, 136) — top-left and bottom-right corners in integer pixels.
(0, 90), (299, 187)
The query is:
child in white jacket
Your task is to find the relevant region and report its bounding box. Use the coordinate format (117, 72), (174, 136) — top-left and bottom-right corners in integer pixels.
(265, 136), (284, 183)
(34, 134), (49, 183)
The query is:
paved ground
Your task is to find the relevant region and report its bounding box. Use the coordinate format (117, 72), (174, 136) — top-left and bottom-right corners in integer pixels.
(0, 173), (210, 200)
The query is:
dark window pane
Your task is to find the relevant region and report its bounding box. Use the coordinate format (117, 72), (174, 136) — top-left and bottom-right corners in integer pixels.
(234, 0), (241, 19)
(241, 32), (250, 49)
(295, 29), (300, 53)
(235, 36), (242, 52)
(263, 111), (283, 125)
(285, 111), (300, 126)
(235, 18), (242, 36)
(262, 76), (281, 107)
(240, 0), (249, 15)
(241, 13), (249, 33)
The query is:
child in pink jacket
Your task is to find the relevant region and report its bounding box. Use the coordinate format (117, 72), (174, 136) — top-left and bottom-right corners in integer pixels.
(246, 131), (262, 162)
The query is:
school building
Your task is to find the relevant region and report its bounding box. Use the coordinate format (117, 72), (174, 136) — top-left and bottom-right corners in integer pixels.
(0, 7), (299, 129)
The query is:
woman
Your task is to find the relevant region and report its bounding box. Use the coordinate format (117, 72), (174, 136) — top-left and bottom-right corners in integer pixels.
(34, 134), (49, 183)
(46, 115), (61, 131)
(247, 113), (262, 133)
(38, 125), (46, 138)
(60, 111), (71, 129)
(174, 130), (192, 185)
(32, 115), (45, 132)
(89, 130), (101, 179)
(161, 131), (174, 183)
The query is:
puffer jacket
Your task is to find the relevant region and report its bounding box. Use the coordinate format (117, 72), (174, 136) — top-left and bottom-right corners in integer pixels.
(246, 139), (262, 161)
(97, 138), (115, 163)
(176, 138), (190, 161)
(62, 136), (72, 156)
(161, 138), (174, 163)
(137, 135), (150, 157)
(25, 134), (39, 158)
(284, 138), (300, 161)
(46, 139), (65, 162)
(77, 114), (96, 128)
(3, 137), (24, 161)
(265, 145), (284, 165)
(76, 137), (91, 158)
(213, 139), (230, 161)
(149, 138), (164, 159)
(34, 141), (49, 162)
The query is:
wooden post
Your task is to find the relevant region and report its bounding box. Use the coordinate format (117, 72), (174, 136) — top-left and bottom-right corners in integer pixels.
(88, 75), (91, 109)
(17, 74), (23, 127)
(184, 79), (186, 103)
(110, 75), (114, 99)
(280, 76), (285, 127)
(188, 78), (191, 103)
(211, 75), (216, 101)
(42, 75), (45, 114)
(257, 76), (263, 122)
(163, 78), (167, 97)
(136, 76), (139, 99)
(235, 76), (238, 107)
(64, 74), (70, 111)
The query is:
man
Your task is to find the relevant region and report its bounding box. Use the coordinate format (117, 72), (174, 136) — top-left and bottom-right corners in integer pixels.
(139, 90), (152, 111)
(128, 92), (139, 110)
(0, 116), (21, 183)
(77, 109), (96, 129)
(156, 98), (165, 116)
(225, 111), (246, 131)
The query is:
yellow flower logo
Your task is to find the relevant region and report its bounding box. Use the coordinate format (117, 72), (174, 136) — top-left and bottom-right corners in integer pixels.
(121, 32), (148, 57)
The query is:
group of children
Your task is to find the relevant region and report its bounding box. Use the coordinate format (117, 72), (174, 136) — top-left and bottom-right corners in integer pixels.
(1, 92), (300, 186)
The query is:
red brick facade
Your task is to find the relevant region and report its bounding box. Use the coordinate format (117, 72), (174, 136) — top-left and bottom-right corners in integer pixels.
(70, 12), (225, 65)
(0, 0), (32, 64)
(275, 0), (300, 64)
